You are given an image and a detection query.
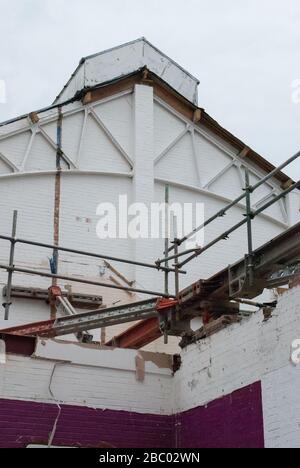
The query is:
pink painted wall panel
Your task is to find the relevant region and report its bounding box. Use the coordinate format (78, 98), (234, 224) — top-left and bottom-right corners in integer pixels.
(0, 382), (264, 448)
(177, 382), (265, 448)
(0, 399), (174, 448)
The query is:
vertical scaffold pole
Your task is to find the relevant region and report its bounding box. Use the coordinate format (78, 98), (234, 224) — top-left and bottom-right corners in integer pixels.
(172, 214), (180, 298)
(164, 185), (170, 344)
(164, 185), (170, 296)
(245, 168), (254, 286)
(3, 210), (18, 320)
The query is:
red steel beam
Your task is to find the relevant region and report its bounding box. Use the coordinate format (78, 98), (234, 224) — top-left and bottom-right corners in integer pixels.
(106, 317), (161, 349)
(105, 299), (179, 349)
(0, 319), (55, 336)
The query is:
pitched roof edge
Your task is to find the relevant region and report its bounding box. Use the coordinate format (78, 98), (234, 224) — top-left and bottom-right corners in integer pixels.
(53, 38), (200, 105)
(82, 38), (200, 84)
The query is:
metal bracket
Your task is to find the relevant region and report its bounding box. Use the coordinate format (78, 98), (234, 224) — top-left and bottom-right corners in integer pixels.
(3, 285), (103, 310)
(228, 255), (265, 299)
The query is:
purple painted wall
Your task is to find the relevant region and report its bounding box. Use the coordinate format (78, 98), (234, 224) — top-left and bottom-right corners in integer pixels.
(176, 382), (265, 448)
(0, 382), (264, 448)
(0, 399), (175, 448)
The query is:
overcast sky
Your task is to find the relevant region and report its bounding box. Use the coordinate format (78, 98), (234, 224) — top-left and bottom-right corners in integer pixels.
(0, 0), (299, 179)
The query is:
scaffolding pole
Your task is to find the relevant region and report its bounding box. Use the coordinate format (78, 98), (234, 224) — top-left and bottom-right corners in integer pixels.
(0, 264), (176, 299)
(157, 178), (300, 268)
(164, 185), (170, 344)
(2, 211), (18, 320)
(244, 168), (254, 286)
(177, 179), (300, 269)
(0, 234), (185, 275)
(161, 150), (300, 257)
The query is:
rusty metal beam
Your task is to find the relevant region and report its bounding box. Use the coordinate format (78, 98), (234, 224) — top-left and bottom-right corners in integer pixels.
(108, 221), (300, 348)
(0, 298), (158, 338)
(2, 222), (300, 347)
(106, 317), (161, 349)
(2, 285), (103, 310)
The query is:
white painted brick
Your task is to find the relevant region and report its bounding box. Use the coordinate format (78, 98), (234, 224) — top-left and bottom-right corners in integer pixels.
(0, 347), (173, 415)
(174, 285), (300, 448)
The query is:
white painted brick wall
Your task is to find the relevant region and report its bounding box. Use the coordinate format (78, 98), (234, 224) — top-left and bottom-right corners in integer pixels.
(262, 365), (300, 448)
(0, 342), (173, 415)
(1, 286), (300, 449)
(0, 174), (56, 329)
(173, 285), (300, 448)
